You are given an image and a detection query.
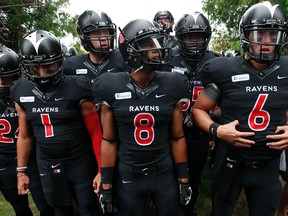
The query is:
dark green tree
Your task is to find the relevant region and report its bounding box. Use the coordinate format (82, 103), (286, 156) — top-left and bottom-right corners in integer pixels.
(0, 0), (77, 52)
(202, 0), (288, 53)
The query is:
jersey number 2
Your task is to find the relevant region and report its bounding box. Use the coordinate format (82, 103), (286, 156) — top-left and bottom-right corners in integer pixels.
(0, 119), (14, 143)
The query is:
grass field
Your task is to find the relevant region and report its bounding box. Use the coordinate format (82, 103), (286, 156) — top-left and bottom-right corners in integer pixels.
(0, 193), (39, 216)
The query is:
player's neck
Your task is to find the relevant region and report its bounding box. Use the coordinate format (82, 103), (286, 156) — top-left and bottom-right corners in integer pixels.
(245, 54), (269, 70)
(130, 69), (155, 88)
(89, 52), (106, 64)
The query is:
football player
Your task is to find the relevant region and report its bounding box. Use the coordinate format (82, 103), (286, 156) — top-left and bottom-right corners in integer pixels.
(153, 10), (178, 48)
(192, 1), (288, 215)
(165, 12), (222, 216)
(63, 9), (130, 80)
(0, 45), (54, 216)
(92, 18), (192, 215)
(11, 30), (102, 216)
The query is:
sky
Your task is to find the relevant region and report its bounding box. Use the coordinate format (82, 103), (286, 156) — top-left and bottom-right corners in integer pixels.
(61, 0), (204, 45)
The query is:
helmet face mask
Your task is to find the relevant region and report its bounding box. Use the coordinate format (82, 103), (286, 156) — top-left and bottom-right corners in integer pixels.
(0, 46), (20, 99)
(86, 29), (116, 53)
(76, 10), (117, 54)
(119, 19), (171, 69)
(175, 12), (211, 61)
(179, 31), (210, 61)
(244, 28), (286, 61)
(20, 30), (63, 91)
(240, 1), (288, 63)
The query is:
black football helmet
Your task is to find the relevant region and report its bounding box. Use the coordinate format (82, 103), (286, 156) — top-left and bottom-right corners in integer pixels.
(20, 30), (63, 90)
(61, 43), (69, 58)
(0, 45), (20, 98)
(118, 19), (171, 70)
(175, 12), (211, 61)
(62, 44), (77, 58)
(68, 46), (77, 56)
(240, 1), (288, 62)
(153, 10), (174, 33)
(76, 10), (117, 53)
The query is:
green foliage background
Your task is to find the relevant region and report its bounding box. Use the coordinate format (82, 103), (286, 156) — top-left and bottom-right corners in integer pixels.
(0, 0), (78, 52)
(202, 0), (288, 53)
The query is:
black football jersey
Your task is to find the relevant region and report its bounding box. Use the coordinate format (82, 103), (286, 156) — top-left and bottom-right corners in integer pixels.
(92, 71), (191, 167)
(10, 76), (93, 161)
(0, 99), (18, 160)
(201, 56), (288, 159)
(168, 36), (179, 48)
(165, 51), (222, 136)
(63, 48), (130, 80)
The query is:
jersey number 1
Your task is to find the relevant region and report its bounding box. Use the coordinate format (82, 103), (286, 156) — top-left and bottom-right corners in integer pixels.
(41, 114), (54, 137)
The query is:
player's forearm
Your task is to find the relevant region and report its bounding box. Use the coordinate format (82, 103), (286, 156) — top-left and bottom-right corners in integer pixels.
(192, 107), (214, 133)
(16, 136), (33, 167)
(171, 138), (188, 164)
(171, 139), (189, 182)
(100, 140), (117, 187)
(100, 140), (117, 168)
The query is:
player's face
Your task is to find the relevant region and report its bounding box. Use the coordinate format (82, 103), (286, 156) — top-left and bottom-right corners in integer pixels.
(156, 16), (171, 30)
(181, 32), (206, 48)
(0, 76), (14, 88)
(31, 62), (59, 77)
(249, 30), (278, 54)
(89, 29), (111, 49)
(138, 37), (165, 60)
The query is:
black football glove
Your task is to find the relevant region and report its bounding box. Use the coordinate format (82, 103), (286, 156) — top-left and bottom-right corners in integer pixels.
(99, 185), (113, 214)
(179, 181), (192, 206)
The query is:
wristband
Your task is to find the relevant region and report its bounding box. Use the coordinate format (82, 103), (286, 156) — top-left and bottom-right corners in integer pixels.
(209, 122), (220, 139)
(175, 162), (188, 179)
(16, 166), (27, 173)
(101, 167), (114, 184)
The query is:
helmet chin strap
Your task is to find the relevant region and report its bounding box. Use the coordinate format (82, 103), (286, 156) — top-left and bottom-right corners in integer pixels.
(132, 65), (144, 75)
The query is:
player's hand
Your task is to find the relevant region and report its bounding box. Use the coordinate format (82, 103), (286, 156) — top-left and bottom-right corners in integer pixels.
(17, 173), (30, 195)
(99, 184), (113, 214)
(217, 120), (255, 148)
(179, 180), (192, 206)
(93, 173), (101, 196)
(266, 125), (288, 150)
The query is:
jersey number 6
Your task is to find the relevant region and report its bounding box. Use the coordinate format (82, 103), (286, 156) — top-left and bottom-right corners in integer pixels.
(248, 94), (270, 131)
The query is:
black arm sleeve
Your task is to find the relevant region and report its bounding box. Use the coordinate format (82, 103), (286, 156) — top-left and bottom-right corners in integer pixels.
(202, 83), (221, 102)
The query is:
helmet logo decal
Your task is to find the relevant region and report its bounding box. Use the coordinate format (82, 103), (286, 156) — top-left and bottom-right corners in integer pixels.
(25, 31), (46, 55)
(262, 1), (279, 17)
(119, 34), (125, 43)
(192, 12), (201, 23)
